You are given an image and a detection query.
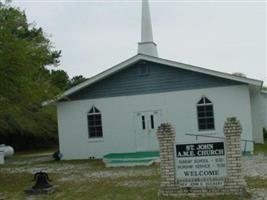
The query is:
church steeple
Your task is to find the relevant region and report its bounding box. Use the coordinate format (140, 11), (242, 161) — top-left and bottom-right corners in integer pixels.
(138, 0), (158, 57)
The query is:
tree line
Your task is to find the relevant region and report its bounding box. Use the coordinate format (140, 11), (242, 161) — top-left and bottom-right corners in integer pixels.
(0, 3), (86, 150)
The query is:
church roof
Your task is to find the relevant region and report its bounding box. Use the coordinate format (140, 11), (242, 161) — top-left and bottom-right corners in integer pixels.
(42, 1), (263, 106)
(43, 54), (263, 106)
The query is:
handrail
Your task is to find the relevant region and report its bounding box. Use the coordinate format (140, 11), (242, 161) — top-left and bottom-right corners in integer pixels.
(186, 133), (225, 140)
(185, 133), (254, 153)
(185, 133), (254, 142)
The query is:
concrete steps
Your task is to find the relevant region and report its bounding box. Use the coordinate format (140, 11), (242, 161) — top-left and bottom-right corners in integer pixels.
(103, 151), (159, 167)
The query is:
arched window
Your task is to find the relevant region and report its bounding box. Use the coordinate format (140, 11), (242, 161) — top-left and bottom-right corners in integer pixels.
(87, 106), (103, 138)
(197, 97), (215, 131)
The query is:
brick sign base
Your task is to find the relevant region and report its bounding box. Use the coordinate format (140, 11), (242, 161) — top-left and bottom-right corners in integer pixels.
(157, 118), (247, 197)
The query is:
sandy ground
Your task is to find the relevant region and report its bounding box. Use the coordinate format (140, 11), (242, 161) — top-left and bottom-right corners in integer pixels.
(2, 153), (267, 199)
(242, 153), (267, 200)
(243, 153), (267, 178)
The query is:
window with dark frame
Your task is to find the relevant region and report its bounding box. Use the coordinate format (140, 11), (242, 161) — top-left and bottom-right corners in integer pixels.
(142, 115), (146, 130)
(150, 115), (154, 129)
(87, 106), (103, 138)
(197, 97), (215, 131)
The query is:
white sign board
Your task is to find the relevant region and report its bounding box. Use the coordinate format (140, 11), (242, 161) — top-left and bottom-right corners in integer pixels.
(175, 142), (227, 187)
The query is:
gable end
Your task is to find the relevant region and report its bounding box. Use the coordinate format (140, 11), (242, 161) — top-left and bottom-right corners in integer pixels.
(67, 61), (244, 101)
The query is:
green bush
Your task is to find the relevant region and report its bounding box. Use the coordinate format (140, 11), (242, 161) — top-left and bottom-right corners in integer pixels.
(264, 128), (267, 140)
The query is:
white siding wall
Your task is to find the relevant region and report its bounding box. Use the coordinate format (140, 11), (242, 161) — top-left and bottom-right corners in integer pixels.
(57, 85), (253, 160)
(263, 93), (267, 128)
(250, 91), (266, 144)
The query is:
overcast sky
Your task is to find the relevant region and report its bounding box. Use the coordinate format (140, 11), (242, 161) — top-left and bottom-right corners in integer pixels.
(12, 0), (266, 82)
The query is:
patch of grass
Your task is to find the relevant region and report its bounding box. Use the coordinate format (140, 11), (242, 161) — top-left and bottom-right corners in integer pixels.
(254, 140), (267, 154)
(0, 172), (33, 200)
(0, 150), (262, 200)
(159, 196), (243, 200)
(246, 177), (267, 189)
(0, 171), (243, 200)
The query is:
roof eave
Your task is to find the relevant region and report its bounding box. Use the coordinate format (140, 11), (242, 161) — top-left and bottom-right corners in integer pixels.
(43, 54), (263, 106)
(42, 54), (142, 106)
(139, 54), (263, 87)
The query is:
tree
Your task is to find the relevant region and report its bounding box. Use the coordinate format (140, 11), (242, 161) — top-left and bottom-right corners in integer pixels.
(68, 75), (87, 88)
(50, 70), (69, 90)
(0, 3), (61, 147)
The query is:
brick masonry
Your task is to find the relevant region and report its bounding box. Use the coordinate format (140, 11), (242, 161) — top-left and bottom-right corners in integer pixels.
(157, 117), (247, 197)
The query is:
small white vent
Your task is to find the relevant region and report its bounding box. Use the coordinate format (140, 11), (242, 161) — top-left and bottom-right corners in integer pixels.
(139, 62), (150, 76)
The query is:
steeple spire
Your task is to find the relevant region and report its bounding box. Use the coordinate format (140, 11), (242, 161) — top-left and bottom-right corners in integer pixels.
(138, 0), (158, 57)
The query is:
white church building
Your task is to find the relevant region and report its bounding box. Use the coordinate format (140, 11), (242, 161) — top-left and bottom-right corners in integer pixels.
(45, 0), (267, 160)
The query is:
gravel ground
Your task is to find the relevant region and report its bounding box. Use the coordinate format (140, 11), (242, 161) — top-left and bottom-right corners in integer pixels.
(243, 153), (267, 178)
(243, 153), (267, 200)
(2, 153), (267, 199)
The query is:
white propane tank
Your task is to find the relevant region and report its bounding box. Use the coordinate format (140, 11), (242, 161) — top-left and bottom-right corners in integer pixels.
(0, 144), (14, 157)
(0, 151), (4, 164)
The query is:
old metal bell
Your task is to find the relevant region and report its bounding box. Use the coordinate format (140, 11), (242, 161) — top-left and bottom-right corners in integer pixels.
(25, 171), (55, 195)
(32, 171), (52, 190)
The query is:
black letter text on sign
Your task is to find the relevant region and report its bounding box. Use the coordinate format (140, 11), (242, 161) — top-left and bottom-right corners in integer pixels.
(175, 142), (227, 188)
